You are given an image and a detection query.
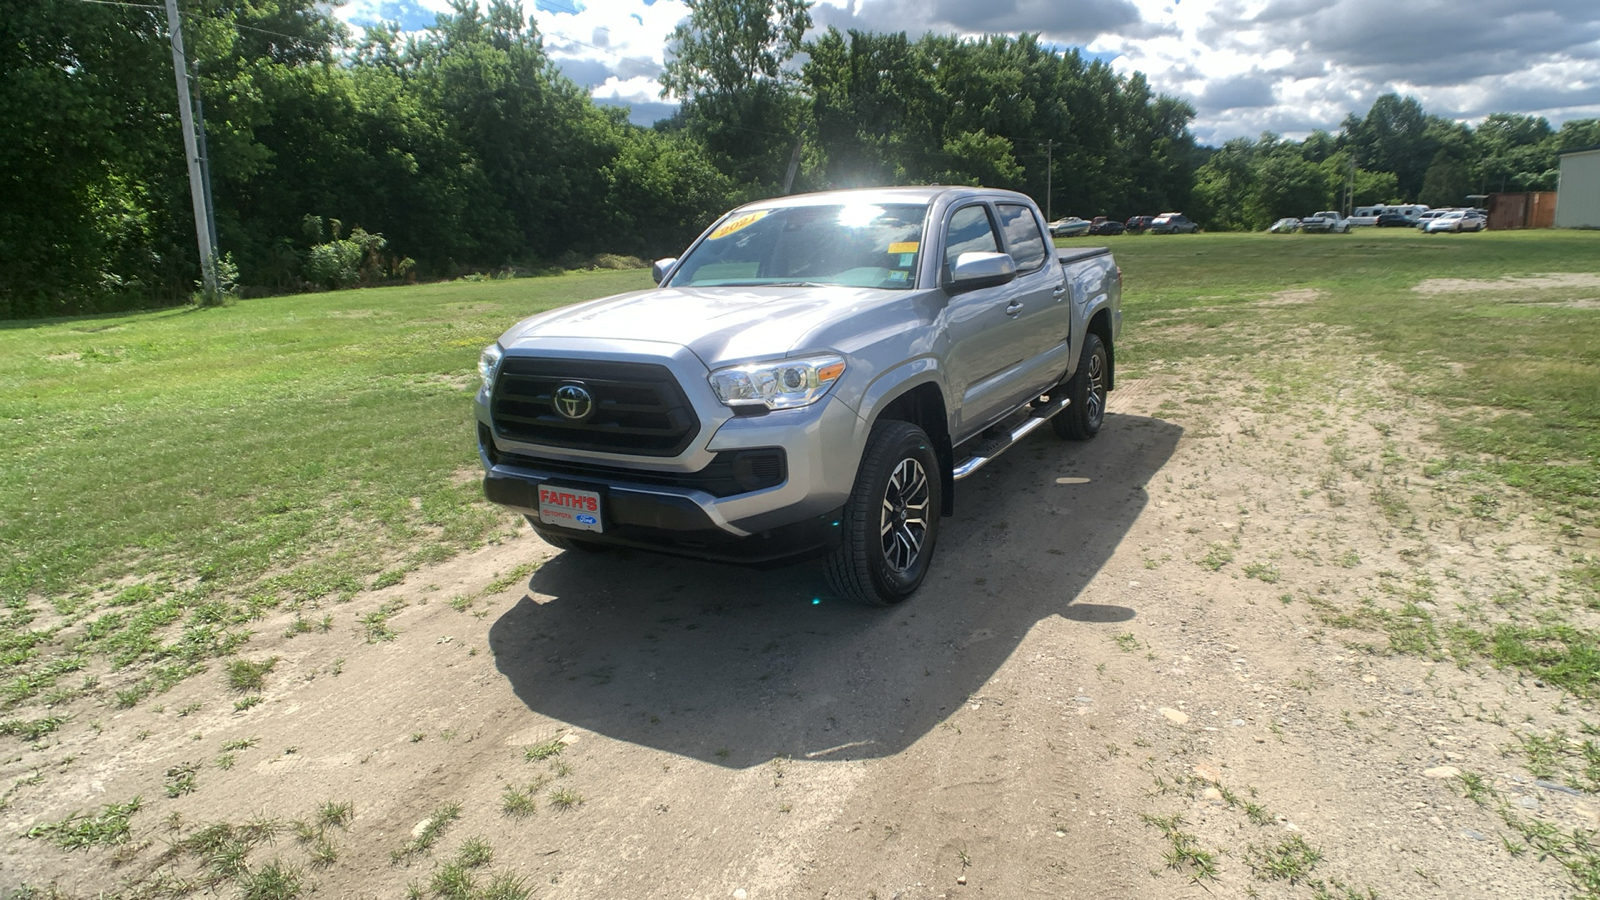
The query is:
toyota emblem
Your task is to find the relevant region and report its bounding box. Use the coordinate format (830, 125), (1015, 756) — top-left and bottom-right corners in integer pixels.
(553, 383), (594, 421)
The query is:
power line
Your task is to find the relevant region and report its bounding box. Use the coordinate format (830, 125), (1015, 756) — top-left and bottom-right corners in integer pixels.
(72, 0), (327, 46)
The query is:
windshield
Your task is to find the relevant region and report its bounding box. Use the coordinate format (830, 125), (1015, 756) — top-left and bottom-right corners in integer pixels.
(667, 203), (928, 291)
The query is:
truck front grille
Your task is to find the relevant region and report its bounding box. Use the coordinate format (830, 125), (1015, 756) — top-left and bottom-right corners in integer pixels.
(491, 358), (700, 456)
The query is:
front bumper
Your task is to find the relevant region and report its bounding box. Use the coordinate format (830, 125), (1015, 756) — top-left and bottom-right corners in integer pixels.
(483, 467), (845, 565)
(475, 341), (864, 565)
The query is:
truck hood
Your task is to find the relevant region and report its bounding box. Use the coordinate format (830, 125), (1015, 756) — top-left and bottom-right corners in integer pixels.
(498, 285), (901, 367)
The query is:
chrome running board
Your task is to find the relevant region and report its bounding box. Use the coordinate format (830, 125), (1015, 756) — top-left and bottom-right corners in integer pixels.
(951, 395), (1071, 481)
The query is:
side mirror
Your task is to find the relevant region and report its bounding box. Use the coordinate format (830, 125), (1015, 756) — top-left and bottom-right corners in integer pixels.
(946, 252), (1017, 293)
(651, 258), (678, 285)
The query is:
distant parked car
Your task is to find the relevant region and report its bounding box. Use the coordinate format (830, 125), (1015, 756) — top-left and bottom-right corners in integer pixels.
(1375, 212), (1417, 227)
(1125, 215), (1155, 234)
(1148, 212), (1198, 234)
(1414, 209), (1453, 229)
(1269, 217), (1301, 233)
(1424, 210), (1486, 233)
(1049, 216), (1091, 237)
(1089, 217), (1126, 236)
(1300, 211), (1350, 234)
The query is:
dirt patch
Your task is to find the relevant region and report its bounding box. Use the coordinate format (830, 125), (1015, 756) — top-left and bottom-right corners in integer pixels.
(1412, 272), (1600, 295)
(3, 341), (1595, 900)
(1258, 287), (1322, 305)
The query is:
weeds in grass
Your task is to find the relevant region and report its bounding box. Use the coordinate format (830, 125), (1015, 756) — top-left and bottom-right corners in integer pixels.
(1243, 562), (1280, 583)
(1289, 669), (1321, 692)
(1506, 725), (1600, 792)
(523, 736), (564, 762)
(1140, 812), (1219, 882)
(1478, 624), (1600, 697)
(362, 601), (407, 643)
(372, 570), (407, 590)
(318, 800), (353, 829)
(234, 695), (263, 712)
(226, 657), (279, 693)
(222, 737), (259, 751)
(1113, 632), (1139, 652)
(458, 837), (493, 868)
(0, 716), (66, 742)
(1199, 543), (1234, 572)
(1246, 835), (1323, 883)
(1458, 771), (1497, 806)
(164, 762), (199, 797)
(308, 834), (338, 869)
(392, 801), (461, 864)
(1493, 801), (1600, 900)
(501, 782), (540, 817)
(484, 564), (537, 596)
(25, 797), (141, 848)
(547, 788), (583, 811)
(237, 859), (304, 900)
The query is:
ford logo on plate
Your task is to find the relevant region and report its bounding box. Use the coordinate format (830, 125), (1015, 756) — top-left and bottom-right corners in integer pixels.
(553, 383), (594, 421)
(575, 514), (598, 526)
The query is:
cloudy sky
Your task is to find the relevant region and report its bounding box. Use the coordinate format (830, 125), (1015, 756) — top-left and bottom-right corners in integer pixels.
(340, 0), (1600, 145)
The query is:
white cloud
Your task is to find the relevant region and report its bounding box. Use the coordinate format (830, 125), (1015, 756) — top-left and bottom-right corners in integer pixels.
(337, 0), (1600, 140)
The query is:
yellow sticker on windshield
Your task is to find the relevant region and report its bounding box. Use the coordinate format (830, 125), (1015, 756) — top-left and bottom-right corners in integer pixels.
(709, 210), (770, 240)
(888, 242), (919, 254)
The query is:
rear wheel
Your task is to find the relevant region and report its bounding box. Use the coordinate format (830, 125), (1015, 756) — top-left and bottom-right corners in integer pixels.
(826, 421), (941, 606)
(1051, 332), (1108, 440)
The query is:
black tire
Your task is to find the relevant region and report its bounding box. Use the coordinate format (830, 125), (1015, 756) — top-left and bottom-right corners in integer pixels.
(825, 421), (942, 606)
(1052, 332), (1108, 440)
(526, 517), (608, 553)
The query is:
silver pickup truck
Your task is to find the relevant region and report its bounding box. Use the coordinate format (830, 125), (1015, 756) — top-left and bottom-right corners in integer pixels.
(475, 186), (1122, 605)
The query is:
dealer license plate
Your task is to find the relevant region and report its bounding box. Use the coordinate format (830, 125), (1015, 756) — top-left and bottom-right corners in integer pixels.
(537, 485), (604, 533)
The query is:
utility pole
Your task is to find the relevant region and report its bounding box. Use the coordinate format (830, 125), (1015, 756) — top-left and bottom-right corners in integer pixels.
(192, 58), (219, 263)
(1345, 152), (1358, 218)
(1044, 139), (1054, 221)
(165, 0), (218, 301)
(781, 137), (803, 195)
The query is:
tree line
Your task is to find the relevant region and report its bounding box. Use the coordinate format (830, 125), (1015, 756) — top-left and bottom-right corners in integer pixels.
(3, 0), (1597, 319)
(1195, 95), (1600, 232)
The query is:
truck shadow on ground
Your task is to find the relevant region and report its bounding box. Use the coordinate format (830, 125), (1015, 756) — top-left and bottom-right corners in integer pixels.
(489, 412), (1181, 768)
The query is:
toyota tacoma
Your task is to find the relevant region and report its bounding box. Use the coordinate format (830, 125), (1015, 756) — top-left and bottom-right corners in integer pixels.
(475, 187), (1122, 605)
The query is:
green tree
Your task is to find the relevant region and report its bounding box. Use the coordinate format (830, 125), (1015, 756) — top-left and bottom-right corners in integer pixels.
(660, 0), (813, 189)
(0, 0), (183, 317)
(1556, 119), (1600, 152)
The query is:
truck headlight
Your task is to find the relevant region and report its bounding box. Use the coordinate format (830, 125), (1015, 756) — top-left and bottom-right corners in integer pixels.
(709, 355), (846, 410)
(478, 343), (504, 392)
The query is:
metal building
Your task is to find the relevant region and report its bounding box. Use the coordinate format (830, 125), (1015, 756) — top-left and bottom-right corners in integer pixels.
(1555, 147), (1600, 229)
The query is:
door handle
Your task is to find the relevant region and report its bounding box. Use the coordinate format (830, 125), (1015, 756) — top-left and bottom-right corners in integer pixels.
(1052, 283), (1068, 298)
(1004, 301), (1024, 316)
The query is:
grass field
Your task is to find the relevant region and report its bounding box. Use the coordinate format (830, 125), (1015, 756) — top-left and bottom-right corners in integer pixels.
(0, 271), (653, 707)
(3, 228), (1599, 711)
(1107, 228), (1600, 516)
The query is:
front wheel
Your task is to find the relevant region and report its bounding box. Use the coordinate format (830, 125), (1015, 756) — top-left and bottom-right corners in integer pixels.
(826, 421), (942, 606)
(1052, 332), (1108, 440)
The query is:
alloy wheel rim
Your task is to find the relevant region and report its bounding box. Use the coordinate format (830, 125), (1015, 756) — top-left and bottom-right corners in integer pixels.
(880, 457), (930, 573)
(1086, 351), (1106, 426)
